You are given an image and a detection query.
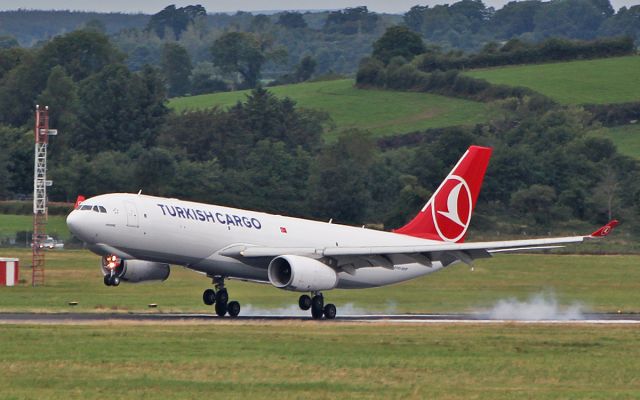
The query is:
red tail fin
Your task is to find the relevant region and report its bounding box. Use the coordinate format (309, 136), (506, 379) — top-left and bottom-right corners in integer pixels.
(74, 195), (85, 209)
(393, 146), (492, 242)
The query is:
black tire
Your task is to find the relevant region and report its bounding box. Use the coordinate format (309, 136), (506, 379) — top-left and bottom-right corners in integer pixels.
(324, 304), (337, 320)
(298, 294), (312, 310)
(227, 301), (241, 317)
(110, 276), (120, 286)
(311, 305), (323, 319)
(215, 301), (228, 317)
(203, 289), (216, 305)
(311, 295), (324, 319)
(311, 295), (324, 310)
(103, 275), (111, 286)
(216, 289), (229, 304)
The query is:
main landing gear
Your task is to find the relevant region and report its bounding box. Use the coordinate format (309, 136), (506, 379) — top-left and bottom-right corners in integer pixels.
(202, 276), (241, 317)
(298, 292), (336, 320)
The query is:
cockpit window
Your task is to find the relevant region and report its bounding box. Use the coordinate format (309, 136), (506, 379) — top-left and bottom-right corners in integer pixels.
(79, 204), (107, 213)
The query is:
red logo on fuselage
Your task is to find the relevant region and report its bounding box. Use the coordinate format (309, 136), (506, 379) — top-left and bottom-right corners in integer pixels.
(430, 175), (472, 242)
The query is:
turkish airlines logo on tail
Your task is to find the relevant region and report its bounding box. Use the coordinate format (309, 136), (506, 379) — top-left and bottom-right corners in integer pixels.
(430, 175), (472, 242)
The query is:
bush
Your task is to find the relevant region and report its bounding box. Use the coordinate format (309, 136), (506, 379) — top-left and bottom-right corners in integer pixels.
(355, 57), (386, 86)
(415, 36), (636, 73)
(385, 64), (423, 90)
(583, 102), (640, 126)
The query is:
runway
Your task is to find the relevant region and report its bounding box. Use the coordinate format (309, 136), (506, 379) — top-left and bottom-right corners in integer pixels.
(1, 312), (639, 324)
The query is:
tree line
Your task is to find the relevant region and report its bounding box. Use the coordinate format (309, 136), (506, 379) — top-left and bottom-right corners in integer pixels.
(404, 0), (640, 50)
(1, 0), (639, 94)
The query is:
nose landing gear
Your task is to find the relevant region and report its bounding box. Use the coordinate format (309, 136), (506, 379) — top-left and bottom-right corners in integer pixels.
(103, 274), (120, 286)
(299, 293), (336, 320)
(202, 276), (241, 317)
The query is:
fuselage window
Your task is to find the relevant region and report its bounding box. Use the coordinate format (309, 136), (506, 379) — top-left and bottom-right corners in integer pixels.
(99, 206), (107, 213)
(93, 206), (100, 213)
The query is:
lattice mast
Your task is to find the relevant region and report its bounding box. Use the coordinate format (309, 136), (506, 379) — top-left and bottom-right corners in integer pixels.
(32, 105), (56, 287)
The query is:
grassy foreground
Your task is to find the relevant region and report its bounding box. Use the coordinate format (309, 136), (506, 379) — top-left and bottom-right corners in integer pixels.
(1, 248), (638, 313)
(0, 323), (638, 399)
(169, 79), (491, 139)
(466, 56), (640, 104)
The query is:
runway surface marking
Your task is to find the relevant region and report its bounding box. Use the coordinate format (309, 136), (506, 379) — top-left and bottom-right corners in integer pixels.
(1, 312), (639, 324)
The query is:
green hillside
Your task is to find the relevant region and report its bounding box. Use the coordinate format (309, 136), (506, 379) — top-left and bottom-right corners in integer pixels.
(601, 124), (640, 159)
(169, 79), (491, 138)
(465, 56), (640, 104)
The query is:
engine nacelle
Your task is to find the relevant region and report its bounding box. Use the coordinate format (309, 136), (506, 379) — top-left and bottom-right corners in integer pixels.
(268, 255), (338, 292)
(101, 255), (170, 283)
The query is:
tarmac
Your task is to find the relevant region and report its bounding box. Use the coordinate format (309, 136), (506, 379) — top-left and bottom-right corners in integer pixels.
(1, 312), (639, 324)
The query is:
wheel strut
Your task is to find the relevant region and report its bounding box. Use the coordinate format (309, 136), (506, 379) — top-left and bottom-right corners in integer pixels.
(206, 276), (240, 318)
(308, 292), (336, 320)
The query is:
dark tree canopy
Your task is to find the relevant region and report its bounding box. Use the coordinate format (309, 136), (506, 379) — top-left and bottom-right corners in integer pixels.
(37, 30), (123, 82)
(161, 42), (193, 97)
(324, 6), (379, 35)
(146, 4), (206, 39)
(0, 35), (19, 49)
(73, 64), (167, 154)
(490, 0), (542, 38)
(211, 31), (286, 88)
(373, 26), (425, 64)
(277, 12), (308, 29)
(294, 55), (316, 82)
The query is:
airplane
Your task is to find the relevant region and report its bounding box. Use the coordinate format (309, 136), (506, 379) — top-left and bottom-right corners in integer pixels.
(66, 145), (618, 319)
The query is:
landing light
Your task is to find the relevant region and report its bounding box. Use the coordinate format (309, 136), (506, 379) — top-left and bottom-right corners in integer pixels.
(105, 255), (120, 270)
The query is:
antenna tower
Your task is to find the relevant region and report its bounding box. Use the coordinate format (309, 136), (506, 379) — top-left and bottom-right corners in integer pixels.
(32, 105), (57, 287)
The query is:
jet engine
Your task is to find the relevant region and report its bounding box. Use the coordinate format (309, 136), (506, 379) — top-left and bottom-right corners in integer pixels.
(268, 255), (338, 292)
(101, 255), (170, 284)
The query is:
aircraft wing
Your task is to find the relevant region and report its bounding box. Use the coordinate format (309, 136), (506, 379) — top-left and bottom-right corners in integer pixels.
(220, 220), (618, 270)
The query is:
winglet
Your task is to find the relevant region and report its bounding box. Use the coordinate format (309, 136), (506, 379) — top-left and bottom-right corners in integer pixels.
(590, 220), (619, 238)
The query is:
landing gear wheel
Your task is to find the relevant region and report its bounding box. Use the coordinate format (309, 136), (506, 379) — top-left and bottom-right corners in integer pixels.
(203, 289), (216, 305)
(311, 295), (324, 310)
(227, 301), (241, 317)
(110, 276), (120, 286)
(215, 301), (228, 317)
(216, 289), (229, 304)
(323, 304), (337, 320)
(311, 295), (324, 319)
(311, 305), (323, 319)
(103, 275), (111, 286)
(299, 295), (312, 310)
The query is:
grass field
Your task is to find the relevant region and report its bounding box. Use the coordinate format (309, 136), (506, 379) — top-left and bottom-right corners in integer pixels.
(601, 123), (640, 159)
(0, 323), (638, 399)
(2, 249), (638, 398)
(169, 79), (491, 139)
(1, 248), (638, 314)
(465, 56), (640, 104)
(0, 214), (70, 241)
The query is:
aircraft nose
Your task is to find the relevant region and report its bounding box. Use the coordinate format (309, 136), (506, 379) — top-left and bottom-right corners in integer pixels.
(66, 210), (87, 241)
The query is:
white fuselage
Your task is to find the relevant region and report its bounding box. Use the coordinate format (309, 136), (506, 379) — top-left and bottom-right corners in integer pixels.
(67, 193), (451, 288)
